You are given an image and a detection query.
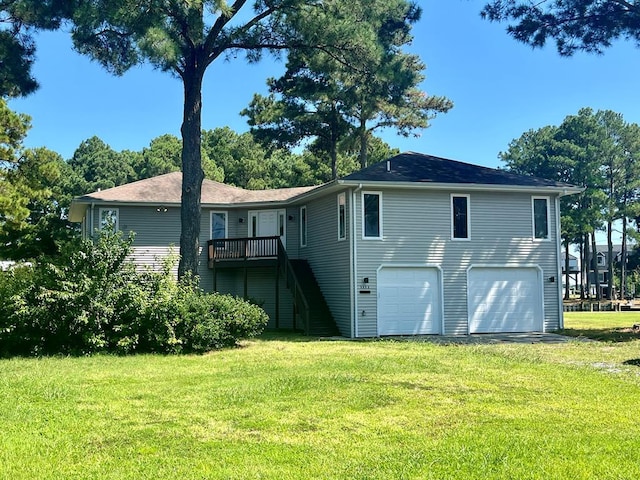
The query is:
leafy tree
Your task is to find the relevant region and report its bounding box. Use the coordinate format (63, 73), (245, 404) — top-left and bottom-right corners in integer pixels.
(0, 147), (76, 260)
(611, 120), (640, 298)
(1, 99), (38, 229)
(244, 0), (451, 175)
(1, 227), (268, 356)
(136, 133), (222, 182)
(201, 127), (269, 188)
(481, 0), (640, 55)
(0, 99), (74, 259)
(500, 107), (640, 300)
(68, 136), (136, 197)
(244, 70), (351, 179)
(0, 1), (74, 97)
(137, 134), (182, 179)
(343, 135), (400, 168)
(24, 0), (402, 278)
(0, 95), (29, 160)
(595, 110), (626, 299)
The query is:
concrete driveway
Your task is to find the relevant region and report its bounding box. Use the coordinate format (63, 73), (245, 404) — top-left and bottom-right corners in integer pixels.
(388, 332), (587, 344)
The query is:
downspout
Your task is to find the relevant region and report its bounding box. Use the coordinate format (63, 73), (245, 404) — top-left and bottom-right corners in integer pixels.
(90, 203), (95, 241)
(351, 184), (363, 338)
(555, 196), (564, 330)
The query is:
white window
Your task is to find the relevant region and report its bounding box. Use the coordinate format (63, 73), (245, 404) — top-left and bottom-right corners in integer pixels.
(362, 191), (382, 239)
(532, 197), (550, 240)
(338, 193), (346, 241)
(451, 194), (470, 240)
(210, 211), (227, 240)
(300, 206), (307, 247)
(597, 253), (605, 267)
(99, 208), (119, 232)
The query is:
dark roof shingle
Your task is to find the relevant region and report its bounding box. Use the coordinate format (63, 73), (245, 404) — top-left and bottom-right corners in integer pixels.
(343, 152), (575, 188)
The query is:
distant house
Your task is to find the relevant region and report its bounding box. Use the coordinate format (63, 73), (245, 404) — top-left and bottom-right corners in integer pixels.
(69, 152), (581, 337)
(587, 244), (634, 298)
(561, 251), (580, 293)
(561, 252), (579, 274)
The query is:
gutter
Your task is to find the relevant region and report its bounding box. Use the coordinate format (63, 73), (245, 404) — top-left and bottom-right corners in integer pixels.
(337, 179), (584, 196)
(555, 196), (564, 330)
(90, 203), (95, 240)
(351, 183), (363, 338)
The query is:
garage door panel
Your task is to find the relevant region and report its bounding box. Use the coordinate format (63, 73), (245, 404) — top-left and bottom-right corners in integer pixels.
(378, 267), (441, 335)
(468, 267), (542, 333)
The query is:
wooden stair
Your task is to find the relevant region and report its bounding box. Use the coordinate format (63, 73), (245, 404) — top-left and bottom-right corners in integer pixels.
(287, 259), (340, 337)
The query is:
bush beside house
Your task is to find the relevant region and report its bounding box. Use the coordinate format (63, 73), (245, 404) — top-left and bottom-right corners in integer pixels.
(0, 229), (268, 357)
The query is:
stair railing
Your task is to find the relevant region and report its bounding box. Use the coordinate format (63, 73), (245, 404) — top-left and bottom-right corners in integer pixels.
(276, 239), (310, 335)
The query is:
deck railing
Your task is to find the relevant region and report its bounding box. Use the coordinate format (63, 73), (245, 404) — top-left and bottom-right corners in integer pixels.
(207, 236), (279, 262)
(207, 236), (310, 334)
(276, 239), (310, 335)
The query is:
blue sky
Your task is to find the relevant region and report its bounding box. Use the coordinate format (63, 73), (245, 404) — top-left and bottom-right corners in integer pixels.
(8, 0), (640, 169)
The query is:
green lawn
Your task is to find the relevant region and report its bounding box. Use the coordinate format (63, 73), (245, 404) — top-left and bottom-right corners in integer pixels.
(1, 319), (639, 479)
(560, 311), (640, 342)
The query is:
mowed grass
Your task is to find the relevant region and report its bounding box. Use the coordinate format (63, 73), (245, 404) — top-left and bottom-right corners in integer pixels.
(1, 321), (639, 479)
(561, 311), (640, 342)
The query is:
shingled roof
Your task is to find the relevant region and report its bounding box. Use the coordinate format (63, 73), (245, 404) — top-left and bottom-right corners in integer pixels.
(343, 152), (575, 188)
(69, 172), (319, 221)
(70, 152), (581, 222)
(73, 171), (317, 205)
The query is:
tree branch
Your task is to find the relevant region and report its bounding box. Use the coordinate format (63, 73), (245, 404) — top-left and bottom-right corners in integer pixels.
(204, 0), (249, 58)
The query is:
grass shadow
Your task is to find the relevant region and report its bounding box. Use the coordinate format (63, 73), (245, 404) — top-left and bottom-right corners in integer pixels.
(622, 358), (640, 367)
(556, 327), (640, 343)
(257, 331), (323, 343)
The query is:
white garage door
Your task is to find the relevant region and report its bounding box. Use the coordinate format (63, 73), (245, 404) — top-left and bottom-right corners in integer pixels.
(468, 267), (543, 333)
(377, 267), (441, 335)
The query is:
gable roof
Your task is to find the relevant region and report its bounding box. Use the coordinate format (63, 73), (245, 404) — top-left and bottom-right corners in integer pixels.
(70, 152), (582, 222)
(69, 172), (318, 221)
(74, 172), (316, 204)
(343, 152), (577, 189)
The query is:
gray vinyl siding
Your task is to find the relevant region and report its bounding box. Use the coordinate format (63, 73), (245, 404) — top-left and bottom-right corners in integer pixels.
(212, 267), (294, 329)
(90, 205), (183, 272)
(89, 204), (295, 326)
(354, 189), (561, 336)
(88, 204), (220, 291)
(298, 189), (352, 335)
(285, 206), (300, 258)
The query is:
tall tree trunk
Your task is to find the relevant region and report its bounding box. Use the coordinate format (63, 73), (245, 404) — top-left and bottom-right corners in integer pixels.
(178, 64), (205, 279)
(607, 220), (614, 299)
(591, 231), (601, 300)
(583, 234), (590, 299)
(579, 239), (585, 299)
(564, 238), (570, 300)
(358, 116), (368, 169)
(330, 141), (338, 180)
(621, 216), (628, 300)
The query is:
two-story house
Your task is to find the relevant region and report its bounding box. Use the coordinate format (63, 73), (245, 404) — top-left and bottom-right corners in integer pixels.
(69, 152), (581, 337)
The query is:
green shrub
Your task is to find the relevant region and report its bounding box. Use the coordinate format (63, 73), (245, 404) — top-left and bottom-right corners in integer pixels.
(0, 265), (36, 356)
(177, 287), (269, 353)
(0, 229), (268, 357)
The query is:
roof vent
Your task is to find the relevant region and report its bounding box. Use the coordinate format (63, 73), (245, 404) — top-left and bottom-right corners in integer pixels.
(386, 160), (391, 172)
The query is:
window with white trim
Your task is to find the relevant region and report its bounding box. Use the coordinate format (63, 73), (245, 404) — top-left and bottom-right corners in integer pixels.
(338, 193), (346, 241)
(99, 208), (119, 232)
(451, 195), (469, 240)
(362, 192), (382, 239)
(532, 197), (549, 240)
(210, 211), (227, 240)
(300, 206), (307, 247)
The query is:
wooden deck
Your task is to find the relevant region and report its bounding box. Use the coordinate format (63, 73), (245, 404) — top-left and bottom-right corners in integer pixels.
(207, 236), (280, 268)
